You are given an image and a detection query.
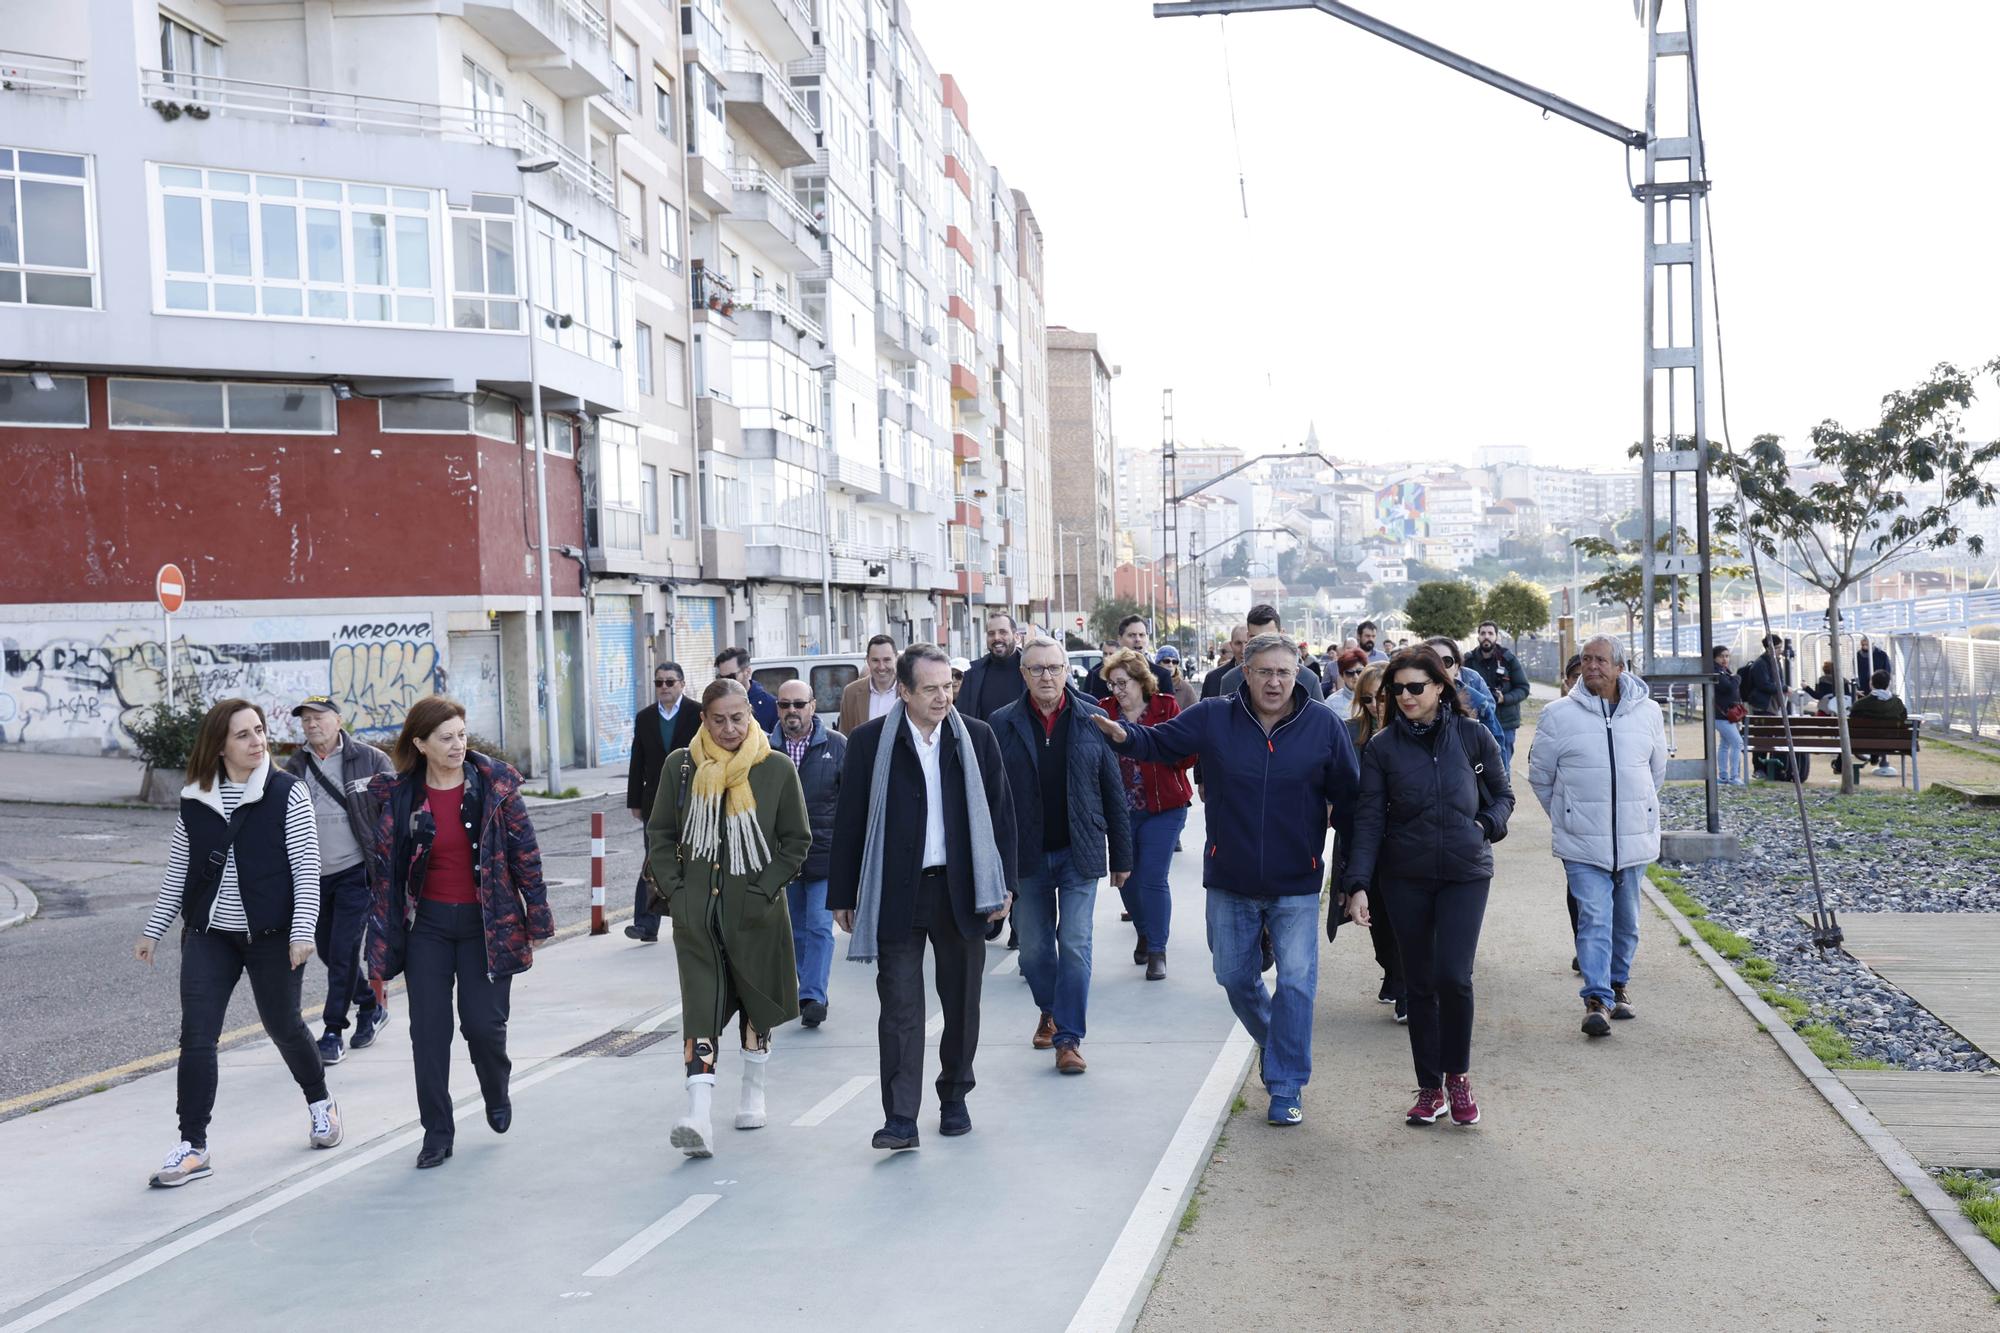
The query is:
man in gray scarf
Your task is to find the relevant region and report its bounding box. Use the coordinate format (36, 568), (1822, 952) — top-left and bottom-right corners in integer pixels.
(829, 644), (1017, 1151)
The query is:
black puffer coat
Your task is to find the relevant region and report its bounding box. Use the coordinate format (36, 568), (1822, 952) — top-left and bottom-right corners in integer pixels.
(1341, 709), (1514, 888)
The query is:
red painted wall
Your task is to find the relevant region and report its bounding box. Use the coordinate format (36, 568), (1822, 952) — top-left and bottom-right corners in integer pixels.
(1, 378), (583, 604)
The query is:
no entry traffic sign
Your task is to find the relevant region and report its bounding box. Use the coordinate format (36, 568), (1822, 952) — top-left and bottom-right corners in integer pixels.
(156, 564), (186, 614)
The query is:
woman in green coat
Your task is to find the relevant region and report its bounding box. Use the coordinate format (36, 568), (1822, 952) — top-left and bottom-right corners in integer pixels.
(648, 677), (811, 1158)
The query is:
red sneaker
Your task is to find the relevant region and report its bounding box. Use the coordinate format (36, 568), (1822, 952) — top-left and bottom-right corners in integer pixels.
(1405, 1087), (1448, 1126)
(1445, 1074), (1480, 1126)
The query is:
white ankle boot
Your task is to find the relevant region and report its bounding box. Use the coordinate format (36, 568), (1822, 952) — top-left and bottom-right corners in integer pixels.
(672, 1073), (715, 1157)
(736, 1049), (770, 1130)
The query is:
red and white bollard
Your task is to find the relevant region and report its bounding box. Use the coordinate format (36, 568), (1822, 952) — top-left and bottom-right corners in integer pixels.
(589, 810), (608, 936)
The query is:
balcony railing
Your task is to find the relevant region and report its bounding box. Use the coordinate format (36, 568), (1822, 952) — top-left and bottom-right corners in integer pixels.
(560, 0), (609, 43)
(0, 50), (87, 97)
(725, 47), (820, 131)
(736, 287), (824, 343)
(728, 166), (821, 239)
(135, 69), (616, 209)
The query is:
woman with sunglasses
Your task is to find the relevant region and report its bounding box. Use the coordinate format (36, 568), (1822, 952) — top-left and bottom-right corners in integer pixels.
(1098, 647), (1194, 979)
(1339, 647), (1513, 1129)
(1325, 648), (1369, 715)
(1332, 664), (1404, 1019)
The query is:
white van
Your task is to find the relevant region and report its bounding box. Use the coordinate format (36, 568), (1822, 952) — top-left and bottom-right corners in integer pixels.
(750, 654), (868, 717)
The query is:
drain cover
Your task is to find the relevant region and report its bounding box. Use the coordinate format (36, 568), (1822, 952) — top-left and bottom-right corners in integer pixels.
(559, 1029), (675, 1059)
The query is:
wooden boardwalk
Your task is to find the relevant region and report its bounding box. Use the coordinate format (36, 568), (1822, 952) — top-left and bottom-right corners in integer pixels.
(1832, 914), (2000, 1168)
(1838, 1071), (2000, 1170)
(1838, 913), (2000, 1060)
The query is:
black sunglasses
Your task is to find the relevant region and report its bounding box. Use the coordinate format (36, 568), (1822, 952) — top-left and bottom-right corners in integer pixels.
(656, 678), (680, 687)
(777, 700), (812, 710)
(1387, 680), (1435, 697)
(1341, 666), (1363, 677)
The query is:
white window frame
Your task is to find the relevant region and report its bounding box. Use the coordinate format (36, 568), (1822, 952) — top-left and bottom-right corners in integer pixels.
(462, 57), (507, 143)
(641, 462), (660, 535)
(149, 163), (444, 329)
(0, 147), (100, 311)
(542, 413), (576, 458)
(0, 372), (90, 427)
(669, 469), (690, 538)
(613, 31), (639, 111)
(634, 320), (654, 395)
(159, 11), (224, 93)
(657, 199), (682, 273)
(447, 200), (525, 333)
(110, 377), (336, 435)
(653, 69), (677, 140)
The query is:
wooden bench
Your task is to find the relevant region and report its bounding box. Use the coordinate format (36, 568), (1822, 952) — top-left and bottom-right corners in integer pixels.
(1741, 714), (1923, 790)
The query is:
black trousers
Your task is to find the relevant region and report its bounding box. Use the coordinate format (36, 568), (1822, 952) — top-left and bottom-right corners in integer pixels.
(315, 862), (379, 1030)
(875, 870), (985, 1120)
(177, 927), (328, 1148)
(406, 899), (513, 1144)
(1382, 876), (1491, 1089)
(1368, 891), (1403, 995)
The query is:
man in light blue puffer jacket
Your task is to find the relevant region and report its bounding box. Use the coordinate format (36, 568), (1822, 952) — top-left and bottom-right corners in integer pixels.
(1528, 635), (1669, 1038)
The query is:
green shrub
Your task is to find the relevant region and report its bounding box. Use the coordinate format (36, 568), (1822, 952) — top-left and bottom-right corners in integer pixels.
(125, 690), (208, 770)
(465, 734), (517, 770)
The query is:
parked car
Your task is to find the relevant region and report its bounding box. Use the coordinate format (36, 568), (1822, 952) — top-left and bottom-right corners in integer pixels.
(751, 655), (867, 716)
(1067, 649), (1102, 685)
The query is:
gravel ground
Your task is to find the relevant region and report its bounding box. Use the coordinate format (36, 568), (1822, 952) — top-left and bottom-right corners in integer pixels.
(1658, 784), (1996, 1073)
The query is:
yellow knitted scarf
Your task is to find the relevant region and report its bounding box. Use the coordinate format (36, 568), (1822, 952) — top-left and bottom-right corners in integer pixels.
(684, 724), (773, 875)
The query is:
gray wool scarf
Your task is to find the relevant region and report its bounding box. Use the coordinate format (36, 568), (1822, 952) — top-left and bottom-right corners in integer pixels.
(846, 702), (1006, 963)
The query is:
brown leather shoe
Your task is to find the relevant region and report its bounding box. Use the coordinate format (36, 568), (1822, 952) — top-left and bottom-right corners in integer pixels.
(1032, 1013), (1056, 1050)
(1055, 1044), (1087, 1075)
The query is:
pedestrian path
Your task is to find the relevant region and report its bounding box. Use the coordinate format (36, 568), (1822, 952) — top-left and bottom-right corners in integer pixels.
(1140, 732), (1999, 1331)
(0, 808), (1242, 1332)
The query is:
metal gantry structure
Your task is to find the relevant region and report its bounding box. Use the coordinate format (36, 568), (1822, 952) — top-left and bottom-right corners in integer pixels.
(1155, 0), (1720, 834)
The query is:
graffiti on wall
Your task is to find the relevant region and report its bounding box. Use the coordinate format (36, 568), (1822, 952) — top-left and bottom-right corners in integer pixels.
(0, 616), (442, 754)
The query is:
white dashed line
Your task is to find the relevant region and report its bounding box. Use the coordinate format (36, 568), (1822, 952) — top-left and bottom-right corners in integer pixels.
(788, 1075), (876, 1128)
(582, 1194), (722, 1277)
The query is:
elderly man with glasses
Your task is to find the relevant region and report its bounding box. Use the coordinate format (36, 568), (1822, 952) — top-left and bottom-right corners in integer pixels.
(769, 679), (846, 1028)
(1092, 634), (1359, 1127)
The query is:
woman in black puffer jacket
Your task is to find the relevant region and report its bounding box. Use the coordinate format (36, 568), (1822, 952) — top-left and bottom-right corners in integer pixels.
(1340, 647), (1514, 1131)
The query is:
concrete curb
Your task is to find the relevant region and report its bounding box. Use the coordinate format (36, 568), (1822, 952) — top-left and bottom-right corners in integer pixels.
(0, 874), (39, 932)
(1640, 877), (2000, 1295)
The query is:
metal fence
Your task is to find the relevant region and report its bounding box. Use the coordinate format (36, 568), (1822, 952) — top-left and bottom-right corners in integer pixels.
(1900, 635), (2000, 739)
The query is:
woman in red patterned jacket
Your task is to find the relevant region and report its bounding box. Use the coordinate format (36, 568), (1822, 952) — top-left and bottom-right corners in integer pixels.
(1098, 648), (1195, 981)
(367, 696), (553, 1169)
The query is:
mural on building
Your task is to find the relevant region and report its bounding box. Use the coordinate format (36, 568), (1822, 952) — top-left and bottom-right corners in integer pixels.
(0, 615), (441, 754)
(1374, 482), (1427, 540)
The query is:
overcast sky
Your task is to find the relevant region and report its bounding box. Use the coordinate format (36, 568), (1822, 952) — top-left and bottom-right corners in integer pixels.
(915, 1), (2000, 473)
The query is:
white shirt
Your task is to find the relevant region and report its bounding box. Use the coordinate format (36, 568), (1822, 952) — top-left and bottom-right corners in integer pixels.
(906, 714), (948, 867)
(869, 682), (898, 721)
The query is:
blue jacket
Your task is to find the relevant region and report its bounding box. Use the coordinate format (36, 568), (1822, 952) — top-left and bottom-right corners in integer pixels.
(1109, 681), (1360, 897)
(746, 679), (780, 733)
(767, 715), (846, 882)
(1454, 666), (1506, 744)
(991, 688), (1133, 881)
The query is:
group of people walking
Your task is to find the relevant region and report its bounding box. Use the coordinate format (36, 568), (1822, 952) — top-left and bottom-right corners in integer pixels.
(136, 608), (1672, 1182)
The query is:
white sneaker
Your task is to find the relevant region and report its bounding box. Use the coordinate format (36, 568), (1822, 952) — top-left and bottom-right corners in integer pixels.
(149, 1140), (213, 1188)
(308, 1098), (342, 1149)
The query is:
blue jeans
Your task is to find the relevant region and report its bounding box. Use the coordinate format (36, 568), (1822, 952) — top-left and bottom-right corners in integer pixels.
(1118, 805), (1187, 953)
(1205, 890), (1319, 1099)
(1567, 863), (1641, 1005)
(1013, 847), (1099, 1047)
(1713, 719), (1746, 783)
(1498, 726), (1518, 769)
(787, 877), (833, 1005)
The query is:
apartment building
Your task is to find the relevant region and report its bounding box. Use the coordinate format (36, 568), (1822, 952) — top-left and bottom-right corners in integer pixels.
(0, 0), (629, 768)
(1047, 328), (1116, 624)
(1013, 191), (1053, 623)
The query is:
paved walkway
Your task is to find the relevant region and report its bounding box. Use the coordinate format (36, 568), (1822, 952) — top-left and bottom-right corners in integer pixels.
(1141, 721), (1998, 1331)
(0, 750), (631, 808)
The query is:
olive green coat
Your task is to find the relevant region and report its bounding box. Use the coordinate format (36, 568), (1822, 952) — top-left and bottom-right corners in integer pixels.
(647, 748), (812, 1038)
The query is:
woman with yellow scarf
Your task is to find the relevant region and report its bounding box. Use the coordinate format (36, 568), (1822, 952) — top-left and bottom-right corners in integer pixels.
(647, 677), (811, 1157)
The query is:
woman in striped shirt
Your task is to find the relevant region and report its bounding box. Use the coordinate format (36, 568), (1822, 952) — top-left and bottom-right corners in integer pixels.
(135, 698), (340, 1189)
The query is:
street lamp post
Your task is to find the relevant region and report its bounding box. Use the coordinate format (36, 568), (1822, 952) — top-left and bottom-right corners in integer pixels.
(517, 155), (562, 793)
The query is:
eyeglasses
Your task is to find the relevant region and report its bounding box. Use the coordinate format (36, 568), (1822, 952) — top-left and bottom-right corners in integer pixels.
(1341, 667), (1363, 678)
(1245, 667), (1296, 682)
(777, 700), (812, 710)
(1387, 680), (1435, 697)
(1434, 656), (1456, 668)
(1024, 664), (1067, 677)
(656, 678), (680, 688)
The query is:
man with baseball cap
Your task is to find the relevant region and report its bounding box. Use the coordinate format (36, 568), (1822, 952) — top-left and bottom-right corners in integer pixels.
(283, 695), (395, 1064)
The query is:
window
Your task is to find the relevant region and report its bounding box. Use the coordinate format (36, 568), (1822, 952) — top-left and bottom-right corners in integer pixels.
(449, 197), (521, 331)
(613, 31), (639, 110)
(153, 164), (439, 325)
(378, 392), (516, 437)
(599, 419), (641, 508)
(634, 320), (654, 394)
(0, 148), (96, 308)
(472, 392), (517, 441)
(641, 463), (660, 535)
(657, 200), (682, 272)
(111, 378), (334, 433)
(159, 13), (223, 91)
(461, 58), (507, 142)
(543, 414), (576, 457)
(653, 69), (677, 140)
(521, 100), (548, 136)
(662, 336), (688, 407)
(670, 470), (690, 538)
(619, 174), (646, 254)
(0, 373), (88, 426)
(529, 206), (622, 366)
